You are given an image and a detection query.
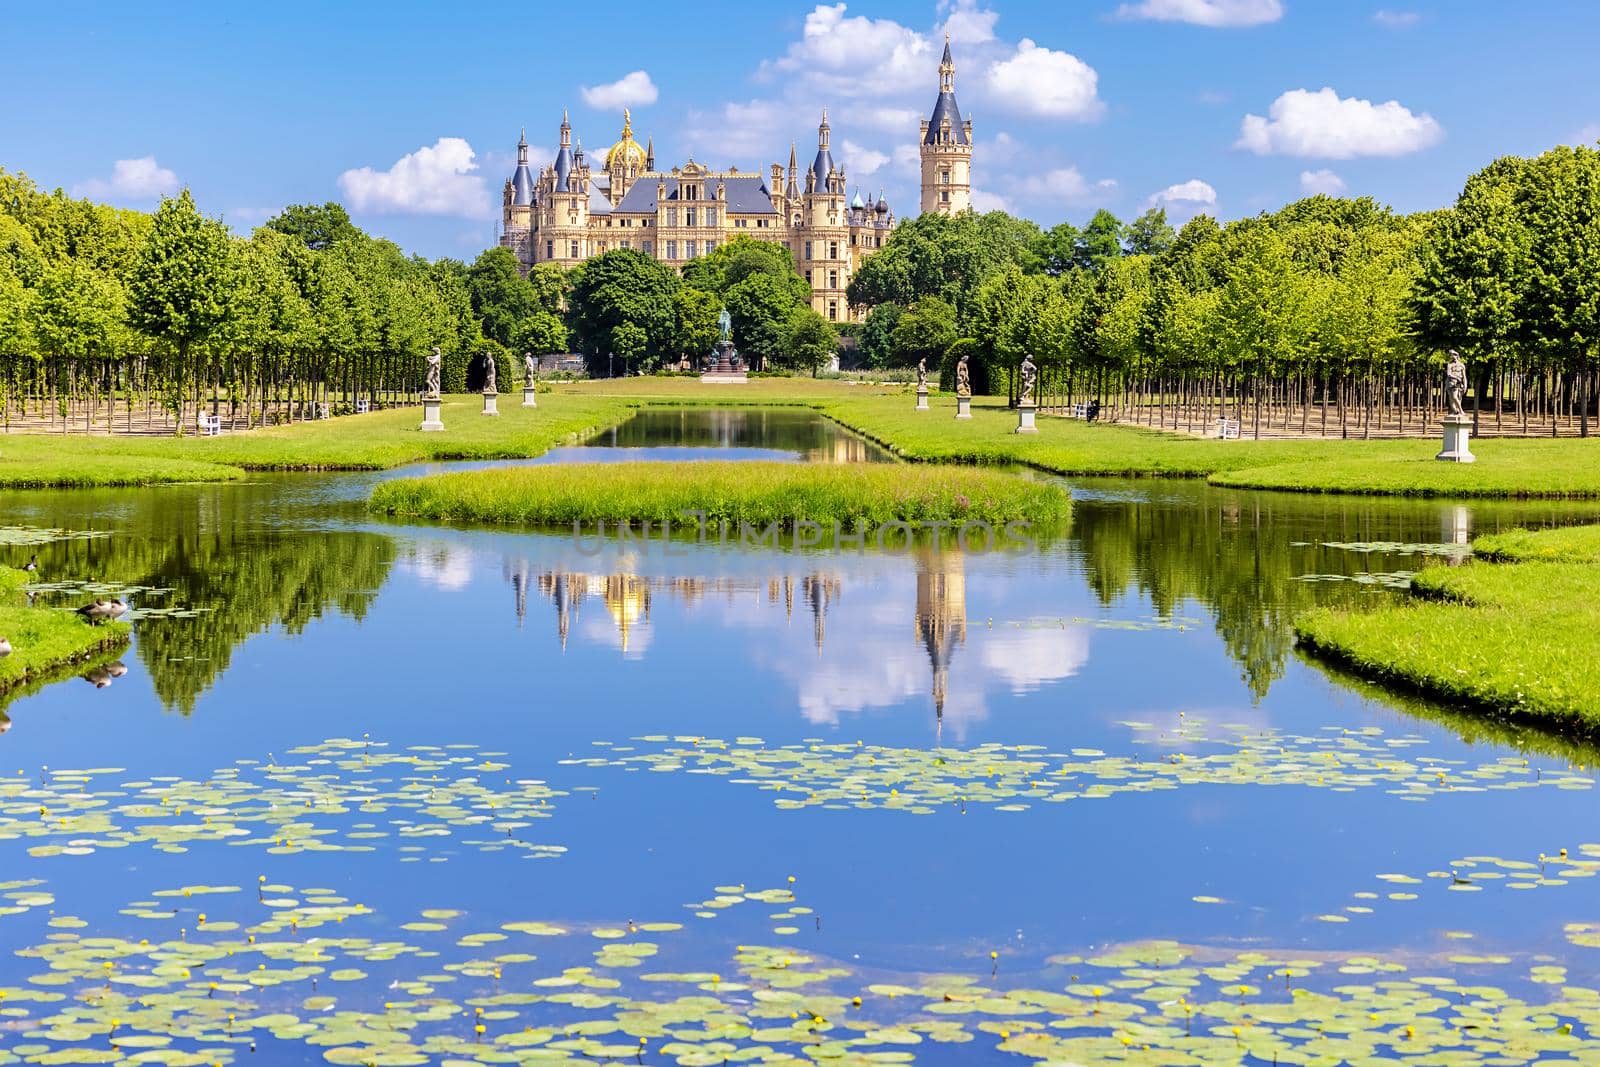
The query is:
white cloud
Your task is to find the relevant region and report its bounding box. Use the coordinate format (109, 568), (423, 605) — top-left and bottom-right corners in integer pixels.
(841, 139), (890, 177)
(580, 70), (659, 110)
(986, 131), (1020, 164)
(1236, 87), (1444, 158)
(337, 137), (492, 218)
(1574, 123), (1600, 146)
(1198, 89), (1230, 106)
(74, 156), (180, 201)
(683, 99), (793, 165)
(1299, 168), (1347, 195)
(1147, 178), (1217, 208)
(1115, 0), (1283, 27)
(985, 39), (1104, 120)
(1018, 167), (1116, 202)
(940, 0), (999, 43)
(1372, 9), (1420, 28)
(854, 106), (923, 133)
(970, 189), (1011, 212)
(762, 4), (933, 98)
(979, 627), (1089, 695)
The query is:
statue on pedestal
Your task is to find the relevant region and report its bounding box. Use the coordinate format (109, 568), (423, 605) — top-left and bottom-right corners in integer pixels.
(956, 353), (971, 398)
(1019, 352), (1037, 405)
(483, 352), (498, 394)
(1445, 350), (1467, 418)
(916, 357), (928, 388)
(524, 351), (537, 383)
(425, 346), (441, 399)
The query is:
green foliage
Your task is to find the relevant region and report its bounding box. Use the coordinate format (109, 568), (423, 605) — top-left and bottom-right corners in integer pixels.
(890, 295), (957, 370)
(126, 190), (236, 357)
(670, 286), (722, 365)
(370, 460), (1070, 529)
(263, 202), (363, 251)
(847, 210), (1039, 319)
(857, 302), (901, 369)
(0, 567), (130, 693)
(724, 271), (803, 367)
(1126, 207), (1177, 256)
(511, 309), (567, 358)
(565, 249), (679, 375)
(780, 306), (839, 375)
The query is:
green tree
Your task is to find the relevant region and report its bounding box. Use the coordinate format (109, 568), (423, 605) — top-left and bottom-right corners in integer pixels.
(723, 271), (803, 370)
(126, 190), (237, 432)
(857, 303), (901, 369)
(891, 295), (958, 370)
(782, 306), (839, 376)
(565, 249), (678, 376)
(1026, 221), (1081, 276)
(466, 246), (539, 347)
(264, 202), (363, 251)
(1074, 209), (1126, 272)
(511, 310), (568, 359)
(1126, 208), (1177, 256)
(671, 286), (721, 366)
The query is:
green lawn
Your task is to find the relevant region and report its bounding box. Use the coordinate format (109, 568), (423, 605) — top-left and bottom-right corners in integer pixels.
(8, 380), (1600, 499)
(1295, 525), (1600, 733)
(370, 460), (1070, 532)
(0, 567), (131, 695)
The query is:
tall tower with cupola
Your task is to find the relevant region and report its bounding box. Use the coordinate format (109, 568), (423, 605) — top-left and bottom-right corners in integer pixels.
(919, 36), (972, 216)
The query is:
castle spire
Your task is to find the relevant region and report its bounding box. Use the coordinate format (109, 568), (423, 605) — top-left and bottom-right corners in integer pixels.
(940, 32), (955, 93)
(560, 108), (571, 147)
(645, 136), (655, 171)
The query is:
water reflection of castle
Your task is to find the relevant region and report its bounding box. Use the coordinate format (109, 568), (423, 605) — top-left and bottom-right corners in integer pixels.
(502, 551), (967, 725)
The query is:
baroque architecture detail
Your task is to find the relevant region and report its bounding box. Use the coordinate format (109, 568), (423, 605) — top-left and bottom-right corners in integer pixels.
(500, 44), (972, 321)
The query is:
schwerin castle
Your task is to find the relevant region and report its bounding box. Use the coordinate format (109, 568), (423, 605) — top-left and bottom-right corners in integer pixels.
(499, 40), (973, 323)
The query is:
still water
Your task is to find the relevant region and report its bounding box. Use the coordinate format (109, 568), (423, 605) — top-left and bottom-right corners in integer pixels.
(3, 408), (1600, 1064)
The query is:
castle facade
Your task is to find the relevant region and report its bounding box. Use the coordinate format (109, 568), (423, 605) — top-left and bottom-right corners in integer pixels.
(499, 41), (973, 321)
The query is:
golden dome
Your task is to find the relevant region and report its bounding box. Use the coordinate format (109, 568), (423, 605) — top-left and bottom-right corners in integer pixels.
(604, 109), (648, 170)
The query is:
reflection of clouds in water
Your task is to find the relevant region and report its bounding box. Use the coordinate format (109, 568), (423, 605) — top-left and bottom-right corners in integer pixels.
(580, 614), (652, 658)
(403, 545), (475, 591)
(981, 626), (1091, 695)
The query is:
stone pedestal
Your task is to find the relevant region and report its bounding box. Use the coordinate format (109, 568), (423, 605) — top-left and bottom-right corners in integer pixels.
(915, 386), (929, 411)
(956, 395), (972, 419)
(522, 386), (538, 408)
(1436, 415), (1475, 463)
(420, 396), (444, 432)
(482, 392), (499, 417)
(1015, 400), (1038, 434)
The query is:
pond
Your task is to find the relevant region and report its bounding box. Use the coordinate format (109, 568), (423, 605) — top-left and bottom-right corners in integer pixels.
(4, 408), (1600, 1064)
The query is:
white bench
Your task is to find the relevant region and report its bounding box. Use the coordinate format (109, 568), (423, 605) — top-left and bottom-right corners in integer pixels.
(316, 402), (331, 420)
(355, 398), (370, 414)
(1215, 417), (1241, 440)
(197, 412), (220, 437)
(1070, 403), (1091, 420)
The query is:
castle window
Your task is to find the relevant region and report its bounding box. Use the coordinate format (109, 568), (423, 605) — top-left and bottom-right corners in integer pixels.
(828, 269), (838, 289)
(666, 207), (678, 226)
(941, 171), (950, 183)
(850, 234), (856, 246)
(667, 240), (678, 259)
(706, 208), (717, 227)
(686, 240), (697, 258)
(685, 207), (696, 227)
(704, 239), (715, 252)
(622, 240), (630, 249)
(941, 191), (949, 203)
(546, 240), (554, 259)
(735, 218), (747, 228)
(828, 301), (837, 321)
(828, 240), (838, 259)
(805, 270), (812, 284)
(643, 240), (653, 254)
(804, 241), (813, 259)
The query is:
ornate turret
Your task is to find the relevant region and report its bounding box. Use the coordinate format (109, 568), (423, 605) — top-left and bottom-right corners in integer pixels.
(920, 36), (972, 215)
(554, 109), (574, 192)
(511, 128), (534, 206)
(645, 136), (655, 171)
(810, 109), (837, 194)
(785, 143), (800, 201)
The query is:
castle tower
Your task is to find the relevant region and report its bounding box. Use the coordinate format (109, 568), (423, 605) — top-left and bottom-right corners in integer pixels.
(919, 36), (972, 215)
(604, 109), (648, 204)
(802, 110), (850, 322)
(533, 109), (590, 266)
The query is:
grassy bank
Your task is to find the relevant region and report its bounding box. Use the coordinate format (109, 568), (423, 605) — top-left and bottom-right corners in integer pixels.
(370, 461), (1070, 530)
(0, 567), (131, 694)
(10, 380), (1600, 498)
(1295, 525), (1600, 732)
(813, 394), (1600, 496)
(0, 394), (638, 486)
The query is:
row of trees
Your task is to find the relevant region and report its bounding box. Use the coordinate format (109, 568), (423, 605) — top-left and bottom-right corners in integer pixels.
(848, 144), (1600, 438)
(0, 172), (510, 432)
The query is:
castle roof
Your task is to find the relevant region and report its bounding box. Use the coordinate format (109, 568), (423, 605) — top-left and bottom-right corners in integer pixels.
(924, 91), (968, 145)
(512, 129), (535, 206)
(604, 110), (648, 170)
(613, 175), (777, 215)
(553, 145), (574, 192)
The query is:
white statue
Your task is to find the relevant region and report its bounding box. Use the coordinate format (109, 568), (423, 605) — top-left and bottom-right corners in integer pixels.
(1019, 352), (1037, 405)
(1445, 350), (1467, 418)
(524, 351), (537, 382)
(425, 347), (441, 398)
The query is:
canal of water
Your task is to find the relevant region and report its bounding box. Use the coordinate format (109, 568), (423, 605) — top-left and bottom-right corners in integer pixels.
(3, 407), (1600, 1064)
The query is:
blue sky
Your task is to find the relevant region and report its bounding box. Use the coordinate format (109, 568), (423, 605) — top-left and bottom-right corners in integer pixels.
(4, 1), (1598, 259)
